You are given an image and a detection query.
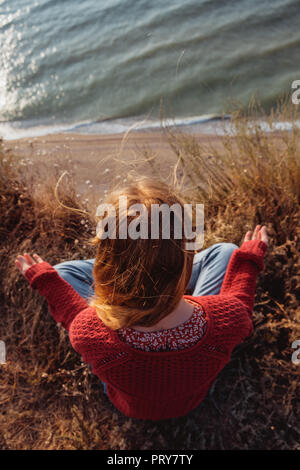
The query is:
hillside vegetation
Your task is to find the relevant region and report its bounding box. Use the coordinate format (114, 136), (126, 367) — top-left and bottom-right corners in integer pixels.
(0, 102), (299, 449)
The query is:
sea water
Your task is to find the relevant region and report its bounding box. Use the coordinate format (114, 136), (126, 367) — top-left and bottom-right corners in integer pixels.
(1, 0), (300, 139)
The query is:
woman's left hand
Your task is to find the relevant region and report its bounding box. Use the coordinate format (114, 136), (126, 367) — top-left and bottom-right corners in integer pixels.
(15, 253), (44, 277)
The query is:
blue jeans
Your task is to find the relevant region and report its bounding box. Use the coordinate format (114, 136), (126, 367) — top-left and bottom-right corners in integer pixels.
(53, 243), (238, 394)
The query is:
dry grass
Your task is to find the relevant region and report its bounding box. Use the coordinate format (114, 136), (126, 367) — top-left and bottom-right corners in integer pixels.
(0, 101), (299, 449)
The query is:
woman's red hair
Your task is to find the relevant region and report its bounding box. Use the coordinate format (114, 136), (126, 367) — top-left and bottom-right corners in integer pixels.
(88, 178), (195, 330)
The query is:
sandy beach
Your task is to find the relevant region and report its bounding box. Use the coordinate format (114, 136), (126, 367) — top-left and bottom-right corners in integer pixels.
(2, 129), (224, 203)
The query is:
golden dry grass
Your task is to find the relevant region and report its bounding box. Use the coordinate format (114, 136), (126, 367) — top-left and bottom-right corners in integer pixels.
(0, 101), (299, 449)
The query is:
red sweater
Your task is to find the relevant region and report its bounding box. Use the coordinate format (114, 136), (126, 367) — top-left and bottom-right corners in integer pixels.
(24, 239), (267, 421)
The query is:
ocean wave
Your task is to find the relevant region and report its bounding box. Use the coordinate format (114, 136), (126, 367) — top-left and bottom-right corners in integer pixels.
(0, 114), (227, 140)
(2, 114), (300, 141)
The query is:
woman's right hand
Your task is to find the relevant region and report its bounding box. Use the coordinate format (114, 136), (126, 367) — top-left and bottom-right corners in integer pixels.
(244, 225), (268, 246)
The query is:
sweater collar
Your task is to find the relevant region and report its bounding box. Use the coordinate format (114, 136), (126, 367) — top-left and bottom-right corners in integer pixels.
(98, 296), (215, 357)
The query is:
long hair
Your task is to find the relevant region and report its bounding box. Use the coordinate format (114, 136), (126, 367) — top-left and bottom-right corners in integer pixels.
(88, 178), (195, 330)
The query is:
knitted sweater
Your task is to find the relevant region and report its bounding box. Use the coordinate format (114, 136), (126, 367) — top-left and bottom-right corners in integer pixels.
(24, 239), (267, 421)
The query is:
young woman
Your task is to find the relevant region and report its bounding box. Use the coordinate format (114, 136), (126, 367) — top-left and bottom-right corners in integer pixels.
(15, 179), (268, 421)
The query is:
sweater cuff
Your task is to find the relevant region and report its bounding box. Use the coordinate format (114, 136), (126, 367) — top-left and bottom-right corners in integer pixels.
(24, 262), (57, 288)
(237, 240), (268, 271)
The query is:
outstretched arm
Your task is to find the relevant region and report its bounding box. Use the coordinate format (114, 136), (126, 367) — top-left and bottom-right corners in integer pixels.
(220, 225), (268, 316)
(15, 253), (91, 331)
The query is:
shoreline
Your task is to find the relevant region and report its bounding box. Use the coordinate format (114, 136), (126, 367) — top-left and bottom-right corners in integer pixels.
(0, 114), (230, 142)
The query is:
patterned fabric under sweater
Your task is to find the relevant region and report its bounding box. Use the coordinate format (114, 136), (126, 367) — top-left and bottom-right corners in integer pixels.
(118, 301), (207, 352)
